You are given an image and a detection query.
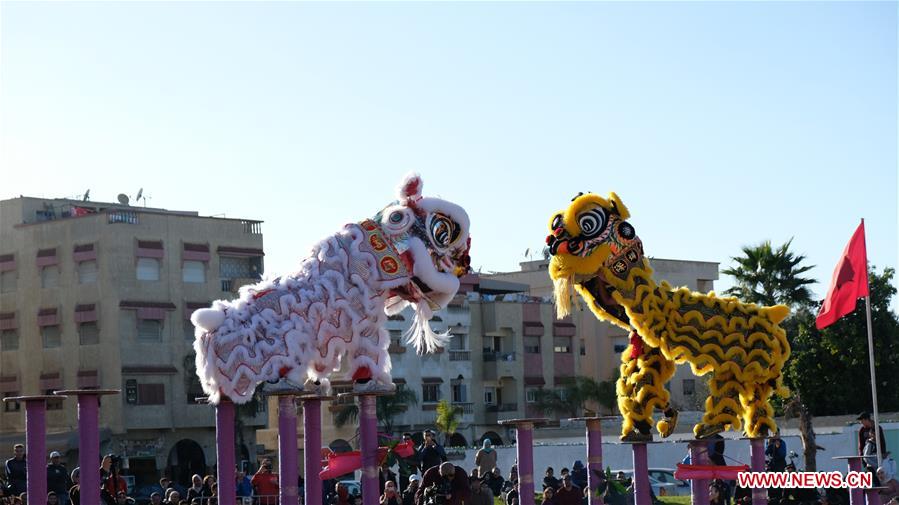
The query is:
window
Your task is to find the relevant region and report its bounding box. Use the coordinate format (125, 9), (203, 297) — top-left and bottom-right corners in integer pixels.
(45, 389), (63, 410)
(422, 384), (441, 403)
(524, 336), (540, 354)
(138, 319), (162, 341)
(1, 330), (18, 351)
(182, 261), (205, 284)
(0, 271), (16, 293)
(333, 385), (354, 405)
(184, 319), (196, 340)
(389, 329), (403, 348)
(4, 395), (19, 412)
(553, 337), (571, 353)
(580, 339), (586, 356)
(683, 379), (695, 395)
(526, 387), (539, 403)
(484, 387), (496, 405)
(137, 258), (160, 281)
(137, 383), (166, 405)
(42, 325), (61, 348)
(78, 260), (98, 284)
(186, 374), (204, 404)
(613, 336), (628, 353)
(451, 383), (467, 403)
(555, 387), (570, 401)
(79, 322), (100, 345)
(41, 266), (59, 288)
(450, 334), (467, 350)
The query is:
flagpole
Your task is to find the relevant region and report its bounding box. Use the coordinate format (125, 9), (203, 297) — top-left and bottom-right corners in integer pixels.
(861, 218), (883, 469)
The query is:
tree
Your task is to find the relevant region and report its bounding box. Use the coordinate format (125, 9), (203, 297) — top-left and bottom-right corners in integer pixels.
(783, 393), (825, 471)
(435, 400), (463, 446)
(783, 267), (899, 417)
(722, 239), (816, 309)
(534, 376), (616, 418)
(333, 386), (419, 435)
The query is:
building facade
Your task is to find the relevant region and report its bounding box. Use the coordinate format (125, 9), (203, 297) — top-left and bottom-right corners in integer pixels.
(0, 196), (268, 488)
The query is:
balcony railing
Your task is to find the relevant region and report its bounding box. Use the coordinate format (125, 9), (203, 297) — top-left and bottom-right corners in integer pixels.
(242, 220), (262, 234)
(107, 210), (139, 224)
(482, 351), (517, 362)
(498, 403), (519, 412)
(449, 350), (470, 361)
(452, 402), (473, 414)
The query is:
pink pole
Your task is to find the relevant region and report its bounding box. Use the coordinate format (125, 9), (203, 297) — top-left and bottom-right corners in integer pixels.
(516, 423), (536, 505)
(78, 394), (101, 505)
(279, 396), (300, 505)
(303, 399), (323, 505)
(749, 439), (767, 505)
(216, 399), (237, 505)
(585, 419), (603, 505)
(360, 395), (379, 505)
(25, 399), (48, 505)
(847, 458), (864, 505)
(865, 488), (882, 505)
(631, 444), (651, 505)
(689, 442), (710, 505)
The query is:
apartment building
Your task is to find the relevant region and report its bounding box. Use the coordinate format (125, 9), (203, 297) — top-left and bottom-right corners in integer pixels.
(0, 196), (267, 488)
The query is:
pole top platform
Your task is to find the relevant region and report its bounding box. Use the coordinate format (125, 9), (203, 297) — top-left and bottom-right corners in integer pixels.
(498, 417), (550, 426)
(833, 455), (868, 460)
(3, 395), (64, 403)
(54, 389), (120, 396)
(567, 416), (620, 422)
(296, 394), (337, 401)
(618, 439), (664, 445)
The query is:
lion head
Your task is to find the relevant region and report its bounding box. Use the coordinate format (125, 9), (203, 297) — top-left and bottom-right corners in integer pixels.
(545, 192), (642, 330)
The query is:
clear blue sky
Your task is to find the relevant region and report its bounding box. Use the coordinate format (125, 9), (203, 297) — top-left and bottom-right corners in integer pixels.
(1, 1), (896, 307)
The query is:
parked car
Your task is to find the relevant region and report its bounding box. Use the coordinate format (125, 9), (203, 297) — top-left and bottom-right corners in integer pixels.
(612, 468), (690, 497)
(339, 479), (362, 497)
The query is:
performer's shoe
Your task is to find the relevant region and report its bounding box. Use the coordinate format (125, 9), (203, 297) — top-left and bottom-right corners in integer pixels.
(262, 377), (305, 395)
(658, 408), (679, 438)
(620, 430), (653, 442)
(695, 423), (725, 439)
(352, 379), (396, 394)
(304, 378), (332, 397)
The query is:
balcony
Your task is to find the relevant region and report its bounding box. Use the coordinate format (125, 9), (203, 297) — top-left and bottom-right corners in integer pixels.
(221, 277), (259, 294)
(242, 220), (262, 234)
(452, 402), (473, 414)
(482, 352), (518, 381)
(498, 403), (518, 412)
(449, 350), (470, 361)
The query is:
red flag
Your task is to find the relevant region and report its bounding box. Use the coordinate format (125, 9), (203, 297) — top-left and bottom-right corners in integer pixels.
(816, 221), (869, 329)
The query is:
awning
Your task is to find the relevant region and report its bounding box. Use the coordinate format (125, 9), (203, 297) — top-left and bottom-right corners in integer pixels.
(524, 376), (546, 386)
(36, 248), (58, 267)
(0, 312), (16, 330)
(121, 366), (178, 375)
(217, 246), (265, 257)
(73, 243), (97, 263)
(523, 321), (544, 336)
(136, 240), (164, 259)
(74, 304), (98, 323)
(0, 375), (21, 393)
(421, 377), (444, 384)
(77, 370), (100, 389)
(553, 322), (577, 337)
(40, 372), (63, 391)
(0, 254), (15, 272)
(38, 308), (59, 327)
(183, 243), (211, 262)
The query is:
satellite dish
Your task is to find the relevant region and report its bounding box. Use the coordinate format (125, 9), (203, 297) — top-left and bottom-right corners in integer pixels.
(83, 189), (91, 201)
(117, 193), (130, 205)
(136, 188), (143, 201)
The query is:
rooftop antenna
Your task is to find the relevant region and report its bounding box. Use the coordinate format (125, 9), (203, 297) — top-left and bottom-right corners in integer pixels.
(117, 193), (130, 206)
(135, 188), (148, 207)
(83, 189), (90, 201)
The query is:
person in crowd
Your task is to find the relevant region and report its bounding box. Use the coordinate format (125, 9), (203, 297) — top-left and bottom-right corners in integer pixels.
(486, 467), (504, 497)
(765, 435), (787, 472)
(398, 433), (420, 493)
(5, 444), (27, 496)
(47, 492), (59, 505)
(333, 482), (350, 505)
(878, 466), (899, 503)
(416, 462), (469, 505)
(554, 475), (581, 505)
(541, 488), (556, 505)
(46, 452), (71, 505)
(380, 460), (398, 496)
(163, 489), (181, 505)
(418, 431), (447, 474)
(543, 467), (559, 491)
(709, 481), (727, 505)
(468, 474), (493, 505)
(149, 492), (163, 505)
(502, 467), (519, 496)
(571, 462), (587, 491)
(252, 458), (279, 505)
(381, 481), (401, 505)
(67, 468), (80, 505)
(202, 476), (215, 496)
(100, 456), (127, 505)
(858, 413), (887, 463)
(402, 475), (420, 505)
(560, 468), (570, 482)
(475, 440), (497, 479)
(504, 481), (519, 505)
(186, 475), (205, 502)
(236, 468), (253, 498)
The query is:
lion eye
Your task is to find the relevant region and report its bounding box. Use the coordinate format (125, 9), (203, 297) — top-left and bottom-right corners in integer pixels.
(577, 209), (607, 238)
(389, 211), (404, 224)
(430, 216), (457, 248)
(551, 214), (563, 230)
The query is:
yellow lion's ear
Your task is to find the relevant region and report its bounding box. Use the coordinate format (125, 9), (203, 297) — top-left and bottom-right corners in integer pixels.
(608, 192), (630, 220)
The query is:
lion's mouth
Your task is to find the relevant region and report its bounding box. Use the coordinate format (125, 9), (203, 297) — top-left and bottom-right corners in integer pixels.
(580, 273), (630, 326)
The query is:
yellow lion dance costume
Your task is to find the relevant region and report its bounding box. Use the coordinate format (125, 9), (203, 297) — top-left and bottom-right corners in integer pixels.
(546, 192), (790, 440)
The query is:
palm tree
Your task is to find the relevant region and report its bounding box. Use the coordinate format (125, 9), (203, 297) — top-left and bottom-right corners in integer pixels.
(534, 377), (616, 418)
(333, 386), (419, 435)
(435, 400), (463, 446)
(722, 239), (816, 309)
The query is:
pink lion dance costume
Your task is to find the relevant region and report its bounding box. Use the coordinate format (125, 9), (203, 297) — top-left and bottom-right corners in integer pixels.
(191, 174), (471, 403)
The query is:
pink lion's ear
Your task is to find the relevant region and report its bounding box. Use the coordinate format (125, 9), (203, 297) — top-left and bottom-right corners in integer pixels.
(397, 173), (423, 202)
